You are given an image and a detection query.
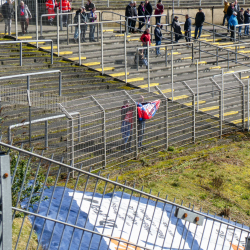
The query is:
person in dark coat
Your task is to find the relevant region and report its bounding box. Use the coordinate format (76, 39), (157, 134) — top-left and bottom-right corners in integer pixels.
(138, 1), (145, 31)
(244, 8), (250, 35)
(144, 0), (152, 27)
(172, 16), (181, 42)
(125, 1), (133, 33)
(131, 2), (138, 33)
(154, 23), (162, 56)
(184, 14), (191, 42)
(227, 2), (235, 30)
(237, 8), (244, 35)
(194, 8), (205, 39)
(234, 0), (240, 12)
(85, 0), (95, 11)
(2, 0), (14, 35)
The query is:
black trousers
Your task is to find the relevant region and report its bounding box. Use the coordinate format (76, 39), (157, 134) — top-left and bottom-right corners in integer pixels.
(138, 18), (145, 31)
(230, 25), (235, 40)
(185, 31), (191, 42)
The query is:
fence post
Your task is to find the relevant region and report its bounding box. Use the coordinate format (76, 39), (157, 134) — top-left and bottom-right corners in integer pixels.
(227, 51), (229, 71)
(248, 78), (249, 132)
(36, 0), (38, 48)
(156, 87), (168, 149)
(222, 69), (224, 120)
(27, 75), (30, 91)
(57, 8), (60, 57)
(20, 42), (22, 66)
(124, 91), (138, 158)
(219, 88), (223, 138)
(15, 0), (17, 40)
(196, 60), (199, 111)
(192, 43), (194, 62)
(78, 14), (81, 66)
(234, 26), (236, 42)
(27, 90), (32, 147)
(51, 41), (53, 65)
(45, 120), (48, 149)
(60, 0), (62, 31)
(69, 118), (74, 169)
(59, 72), (62, 96)
(242, 83), (245, 131)
(124, 26), (127, 83)
(235, 46), (238, 63)
(171, 50), (174, 102)
(147, 41), (150, 92)
(101, 23), (104, 75)
(216, 47), (218, 66)
(78, 114), (81, 143)
(165, 46), (168, 66)
(91, 96), (106, 168)
(192, 93), (195, 143)
(213, 25), (215, 42)
(0, 153), (12, 250)
(199, 40), (201, 61)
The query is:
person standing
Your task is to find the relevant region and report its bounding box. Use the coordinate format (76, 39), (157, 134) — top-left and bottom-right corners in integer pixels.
(73, 7), (88, 43)
(244, 8), (250, 35)
(237, 8), (244, 36)
(125, 1), (133, 33)
(184, 14), (191, 42)
(234, 0), (240, 13)
(58, 0), (71, 27)
(154, 23), (162, 56)
(2, 0), (13, 35)
(140, 28), (151, 68)
(89, 6), (97, 42)
(131, 2), (138, 33)
(137, 95), (145, 149)
(172, 15), (181, 43)
(228, 11), (238, 41)
(121, 100), (133, 153)
(194, 8), (205, 39)
(138, 1), (145, 31)
(144, 0), (152, 27)
(154, 0), (164, 24)
(223, 0), (230, 26)
(227, 2), (235, 31)
(46, 0), (58, 25)
(19, 1), (32, 35)
(85, 0), (95, 11)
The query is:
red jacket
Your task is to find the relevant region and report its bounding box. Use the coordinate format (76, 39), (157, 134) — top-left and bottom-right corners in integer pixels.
(154, 3), (164, 15)
(140, 33), (151, 45)
(46, 0), (58, 10)
(58, 0), (71, 11)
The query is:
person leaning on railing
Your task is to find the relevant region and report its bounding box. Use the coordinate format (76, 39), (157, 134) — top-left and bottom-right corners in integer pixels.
(228, 11), (238, 41)
(154, 0), (164, 24)
(73, 7), (88, 43)
(244, 8), (250, 35)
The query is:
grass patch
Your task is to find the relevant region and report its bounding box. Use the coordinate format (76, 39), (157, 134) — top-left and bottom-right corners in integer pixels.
(12, 217), (41, 250)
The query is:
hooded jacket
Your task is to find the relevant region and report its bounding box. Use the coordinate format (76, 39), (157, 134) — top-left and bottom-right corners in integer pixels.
(125, 4), (133, 17)
(228, 14), (238, 26)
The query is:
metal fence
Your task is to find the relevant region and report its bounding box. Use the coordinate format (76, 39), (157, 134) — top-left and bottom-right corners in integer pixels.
(58, 70), (249, 171)
(0, 140), (249, 250)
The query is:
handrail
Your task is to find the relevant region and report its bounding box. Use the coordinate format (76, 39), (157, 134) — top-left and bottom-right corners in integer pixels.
(0, 70), (62, 96)
(0, 39), (53, 66)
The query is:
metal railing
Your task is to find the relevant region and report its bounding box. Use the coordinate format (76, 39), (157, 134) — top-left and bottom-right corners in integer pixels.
(0, 39), (53, 66)
(0, 70), (62, 96)
(1, 140), (250, 250)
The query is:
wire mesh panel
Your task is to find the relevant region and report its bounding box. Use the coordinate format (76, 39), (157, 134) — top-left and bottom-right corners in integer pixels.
(3, 141), (250, 250)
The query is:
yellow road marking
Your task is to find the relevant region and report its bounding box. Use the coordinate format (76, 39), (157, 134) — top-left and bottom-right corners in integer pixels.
(29, 42), (45, 44)
(83, 62), (100, 66)
(185, 100), (206, 106)
(219, 42), (234, 45)
(128, 38), (140, 41)
(214, 111), (238, 117)
(126, 77), (144, 83)
(0, 32), (16, 35)
(200, 106), (219, 112)
(181, 57), (192, 60)
(232, 117), (250, 124)
(103, 29), (114, 32)
(110, 72), (129, 77)
(139, 83), (159, 88)
(115, 34), (131, 37)
(241, 76), (249, 79)
(195, 61), (207, 64)
(95, 67), (115, 71)
(210, 66), (221, 69)
(169, 95), (189, 101)
(54, 51), (73, 55)
(41, 46), (57, 50)
(238, 50), (250, 53)
(225, 46), (245, 49)
(200, 35), (211, 37)
(168, 52), (181, 55)
(224, 71), (234, 74)
(68, 57), (86, 60)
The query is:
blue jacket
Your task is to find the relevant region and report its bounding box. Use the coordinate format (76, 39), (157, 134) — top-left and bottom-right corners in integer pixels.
(184, 17), (192, 31)
(228, 15), (238, 26)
